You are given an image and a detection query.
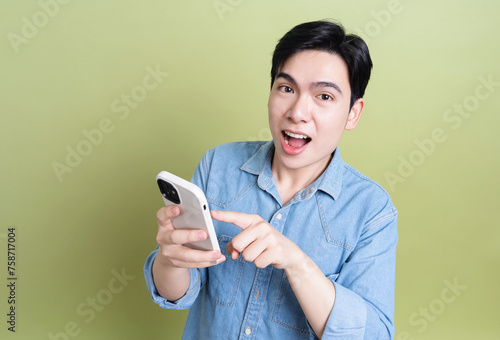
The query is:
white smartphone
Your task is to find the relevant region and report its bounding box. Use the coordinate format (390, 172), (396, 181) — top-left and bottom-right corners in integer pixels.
(156, 171), (220, 252)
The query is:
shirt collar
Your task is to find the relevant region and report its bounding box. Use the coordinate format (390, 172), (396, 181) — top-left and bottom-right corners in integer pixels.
(240, 141), (344, 201)
(240, 141), (277, 197)
(317, 147), (343, 200)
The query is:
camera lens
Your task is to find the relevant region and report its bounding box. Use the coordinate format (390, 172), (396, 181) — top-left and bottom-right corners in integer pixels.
(157, 179), (180, 204)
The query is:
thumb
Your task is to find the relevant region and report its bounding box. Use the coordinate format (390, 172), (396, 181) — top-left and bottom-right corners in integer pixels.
(226, 241), (240, 260)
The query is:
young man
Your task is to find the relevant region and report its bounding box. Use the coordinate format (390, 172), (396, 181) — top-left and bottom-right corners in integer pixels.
(144, 20), (398, 339)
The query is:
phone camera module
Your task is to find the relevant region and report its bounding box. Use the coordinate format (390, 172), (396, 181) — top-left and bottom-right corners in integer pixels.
(157, 179), (181, 204)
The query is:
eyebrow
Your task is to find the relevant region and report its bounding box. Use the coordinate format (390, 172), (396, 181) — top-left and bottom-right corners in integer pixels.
(276, 72), (343, 96)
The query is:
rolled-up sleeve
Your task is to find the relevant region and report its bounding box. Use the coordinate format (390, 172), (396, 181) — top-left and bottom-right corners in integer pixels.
(143, 248), (202, 309)
(321, 210), (398, 339)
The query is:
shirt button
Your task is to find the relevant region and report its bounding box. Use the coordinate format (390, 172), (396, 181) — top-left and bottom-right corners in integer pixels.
(245, 326), (252, 335)
(276, 213), (282, 220)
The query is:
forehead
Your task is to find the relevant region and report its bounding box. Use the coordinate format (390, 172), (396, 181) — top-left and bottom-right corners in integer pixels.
(278, 50), (350, 90)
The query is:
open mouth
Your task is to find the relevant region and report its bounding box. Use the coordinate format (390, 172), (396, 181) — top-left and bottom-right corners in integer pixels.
(282, 130), (311, 148)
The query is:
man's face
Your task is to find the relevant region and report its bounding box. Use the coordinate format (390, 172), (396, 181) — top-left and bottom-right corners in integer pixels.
(268, 50), (363, 174)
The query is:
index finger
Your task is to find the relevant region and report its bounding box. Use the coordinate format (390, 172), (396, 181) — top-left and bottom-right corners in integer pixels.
(211, 210), (260, 230)
(156, 205), (180, 228)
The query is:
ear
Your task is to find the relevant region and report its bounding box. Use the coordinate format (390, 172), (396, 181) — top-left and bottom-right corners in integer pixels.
(345, 98), (364, 130)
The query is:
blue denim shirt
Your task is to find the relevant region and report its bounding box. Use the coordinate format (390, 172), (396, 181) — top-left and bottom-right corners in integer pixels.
(144, 141), (398, 339)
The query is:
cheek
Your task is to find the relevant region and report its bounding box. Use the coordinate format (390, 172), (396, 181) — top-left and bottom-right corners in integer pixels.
(267, 95), (279, 113)
(268, 114), (280, 141)
(315, 116), (347, 141)
(267, 97), (282, 123)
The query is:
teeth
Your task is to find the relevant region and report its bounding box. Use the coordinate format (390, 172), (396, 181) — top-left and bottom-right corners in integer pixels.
(284, 131), (309, 139)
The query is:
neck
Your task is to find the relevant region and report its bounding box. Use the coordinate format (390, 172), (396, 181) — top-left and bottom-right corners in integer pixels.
(271, 152), (332, 205)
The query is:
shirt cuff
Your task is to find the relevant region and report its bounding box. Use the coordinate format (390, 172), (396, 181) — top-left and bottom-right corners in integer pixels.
(321, 281), (367, 339)
(143, 248), (201, 310)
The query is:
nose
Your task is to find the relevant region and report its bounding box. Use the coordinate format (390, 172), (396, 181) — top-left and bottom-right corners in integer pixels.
(286, 94), (311, 123)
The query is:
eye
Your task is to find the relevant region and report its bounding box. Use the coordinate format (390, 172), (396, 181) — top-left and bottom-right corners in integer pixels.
(278, 85), (294, 93)
(318, 93), (333, 101)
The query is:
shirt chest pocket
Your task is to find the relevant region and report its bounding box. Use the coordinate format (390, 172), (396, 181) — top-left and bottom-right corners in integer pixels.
(272, 272), (339, 335)
(207, 235), (245, 307)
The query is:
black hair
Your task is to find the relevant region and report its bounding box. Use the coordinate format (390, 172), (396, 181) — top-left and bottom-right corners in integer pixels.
(271, 20), (373, 108)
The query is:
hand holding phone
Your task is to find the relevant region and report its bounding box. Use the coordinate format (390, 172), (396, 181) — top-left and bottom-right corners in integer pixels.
(153, 204), (224, 303)
(156, 171), (220, 253)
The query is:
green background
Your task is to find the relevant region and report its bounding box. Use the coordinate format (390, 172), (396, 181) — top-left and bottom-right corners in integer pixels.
(1, 0), (499, 339)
